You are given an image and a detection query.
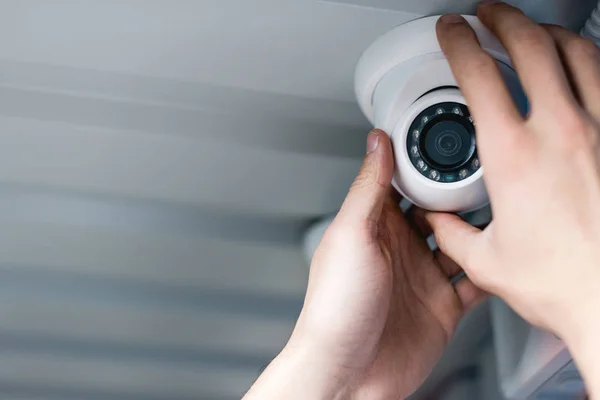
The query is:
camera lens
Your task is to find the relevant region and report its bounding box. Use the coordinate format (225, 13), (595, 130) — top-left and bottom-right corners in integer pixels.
(436, 130), (462, 157)
(407, 102), (479, 183)
(423, 119), (474, 169)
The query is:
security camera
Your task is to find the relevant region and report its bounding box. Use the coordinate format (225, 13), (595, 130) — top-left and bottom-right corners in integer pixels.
(355, 15), (526, 212)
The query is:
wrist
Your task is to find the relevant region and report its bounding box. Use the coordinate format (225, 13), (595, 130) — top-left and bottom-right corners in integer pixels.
(280, 334), (355, 399)
(560, 297), (600, 398)
(245, 335), (354, 400)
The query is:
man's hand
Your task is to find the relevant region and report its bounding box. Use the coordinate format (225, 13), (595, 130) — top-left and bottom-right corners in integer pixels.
(428, 4), (600, 397)
(245, 130), (484, 400)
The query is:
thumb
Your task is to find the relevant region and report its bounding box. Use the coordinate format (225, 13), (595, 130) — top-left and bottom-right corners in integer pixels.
(425, 212), (482, 272)
(338, 129), (394, 224)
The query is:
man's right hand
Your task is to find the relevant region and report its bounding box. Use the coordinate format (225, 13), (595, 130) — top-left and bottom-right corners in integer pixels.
(429, 4), (600, 397)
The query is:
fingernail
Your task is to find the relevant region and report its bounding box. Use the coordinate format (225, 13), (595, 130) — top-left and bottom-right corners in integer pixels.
(480, 0), (501, 4)
(439, 14), (465, 24)
(366, 131), (379, 154)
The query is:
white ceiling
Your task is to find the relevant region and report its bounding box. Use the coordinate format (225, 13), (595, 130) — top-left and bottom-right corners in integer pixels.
(0, 0), (596, 399)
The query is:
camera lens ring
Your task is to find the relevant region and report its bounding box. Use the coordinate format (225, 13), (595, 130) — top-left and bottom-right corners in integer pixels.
(407, 102), (480, 183)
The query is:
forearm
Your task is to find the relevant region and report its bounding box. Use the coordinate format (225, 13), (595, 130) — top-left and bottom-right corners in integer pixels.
(562, 302), (600, 399)
(243, 340), (351, 400)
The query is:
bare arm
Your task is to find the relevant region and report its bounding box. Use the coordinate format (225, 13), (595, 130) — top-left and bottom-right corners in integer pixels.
(243, 341), (349, 400)
(562, 301), (600, 398)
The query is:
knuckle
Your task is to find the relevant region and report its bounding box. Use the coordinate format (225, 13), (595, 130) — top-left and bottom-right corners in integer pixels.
(350, 170), (371, 193)
(350, 173), (369, 191)
(482, 125), (532, 174)
(541, 23), (566, 39)
(513, 25), (553, 49)
(464, 52), (497, 77)
(433, 229), (450, 254)
(351, 158), (375, 190)
(556, 111), (590, 136)
(549, 112), (596, 150)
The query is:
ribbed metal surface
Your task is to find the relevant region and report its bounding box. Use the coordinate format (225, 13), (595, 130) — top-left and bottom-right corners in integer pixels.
(0, 1), (395, 397)
(0, 1), (589, 398)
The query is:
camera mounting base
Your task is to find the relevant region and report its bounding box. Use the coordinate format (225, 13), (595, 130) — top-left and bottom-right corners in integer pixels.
(355, 15), (514, 130)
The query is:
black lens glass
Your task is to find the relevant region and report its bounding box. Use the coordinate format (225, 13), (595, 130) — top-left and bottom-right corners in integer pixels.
(421, 118), (475, 170)
(406, 102), (479, 182)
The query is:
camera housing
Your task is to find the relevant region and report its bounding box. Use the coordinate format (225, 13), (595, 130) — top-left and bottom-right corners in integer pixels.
(355, 15), (526, 212)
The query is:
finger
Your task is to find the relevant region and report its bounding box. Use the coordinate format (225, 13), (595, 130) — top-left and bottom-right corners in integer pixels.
(436, 14), (524, 172)
(338, 129), (394, 225)
(435, 250), (487, 312)
(434, 250), (462, 277)
(405, 206), (432, 238)
(387, 143), (403, 206)
(455, 277), (488, 312)
(477, 3), (578, 117)
(425, 212), (481, 271)
(543, 24), (600, 121)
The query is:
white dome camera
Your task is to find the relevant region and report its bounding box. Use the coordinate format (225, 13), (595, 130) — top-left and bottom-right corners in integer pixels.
(355, 15), (526, 212)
